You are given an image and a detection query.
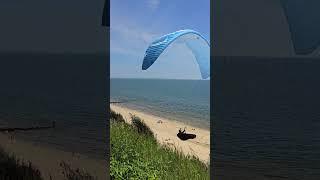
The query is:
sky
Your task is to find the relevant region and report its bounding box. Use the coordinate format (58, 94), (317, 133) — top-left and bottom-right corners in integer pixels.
(110, 0), (210, 79)
(0, 0), (107, 53)
(214, 0), (320, 57)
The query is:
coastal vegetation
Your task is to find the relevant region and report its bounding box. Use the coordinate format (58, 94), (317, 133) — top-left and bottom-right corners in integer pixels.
(60, 161), (97, 180)
(0, 146), (95, 180)
(0, 147), (43, 180)
(110, 109), (210, 179)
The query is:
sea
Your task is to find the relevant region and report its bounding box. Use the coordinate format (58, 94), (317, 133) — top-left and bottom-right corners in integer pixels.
(2, 53), (319, 179)
(110, 78), (210, 130)
(212, 57), (320, 180)
(0, 53), (108, 160)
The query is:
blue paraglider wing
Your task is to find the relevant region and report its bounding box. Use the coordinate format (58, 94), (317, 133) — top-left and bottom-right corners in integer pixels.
(280, 0), (320, 55)
(142, 29), (210, 79)
(101, 0), (109, 27)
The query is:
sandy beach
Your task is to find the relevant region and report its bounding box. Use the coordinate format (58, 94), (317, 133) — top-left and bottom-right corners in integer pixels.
(0, 134), (106, 180)
(110, 104), (210, 163)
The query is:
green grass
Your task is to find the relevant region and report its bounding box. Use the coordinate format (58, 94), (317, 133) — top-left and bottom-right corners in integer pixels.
(110, 110), (210, 180)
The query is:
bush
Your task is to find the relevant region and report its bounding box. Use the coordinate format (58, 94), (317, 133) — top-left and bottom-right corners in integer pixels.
(130, 114), (154, 138)
(110, 109), (125, 123)
(60, 161), (97, 180)
(0, 147), (43, 180)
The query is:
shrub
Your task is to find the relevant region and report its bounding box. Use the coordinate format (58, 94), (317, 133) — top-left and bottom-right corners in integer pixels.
(130, 114), (154, 138)
(0, 147), (43, 180)
(60, 161), (97, 180)
(110, 109), (125, 123)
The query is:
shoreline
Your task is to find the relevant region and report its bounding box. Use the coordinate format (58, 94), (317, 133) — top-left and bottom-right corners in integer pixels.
(113, 103), (210, 131)
(0, 133), (106, 180)
(110, 104), (210, 163)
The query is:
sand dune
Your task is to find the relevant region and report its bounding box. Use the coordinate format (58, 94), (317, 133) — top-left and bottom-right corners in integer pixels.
(110, 104), (210, 163)
(0, 134), (106, 180)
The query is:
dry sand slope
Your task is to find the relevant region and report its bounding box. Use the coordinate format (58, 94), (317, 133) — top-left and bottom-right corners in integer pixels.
(0, 134), (106, 180)
(110, 104), (210, 163)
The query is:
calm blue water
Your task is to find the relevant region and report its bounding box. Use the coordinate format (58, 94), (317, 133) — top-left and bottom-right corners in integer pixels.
(110, 78), (210, 130)
(0, 53), (107, 160)
(213, 57), (320, 179)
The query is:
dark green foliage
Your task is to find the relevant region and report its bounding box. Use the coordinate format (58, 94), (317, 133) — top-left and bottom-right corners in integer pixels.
(0, 147), (43, 180)
(60, 161), (97, 180)
(130, 114), (154, 138)
(110, 109), (125, 123)
(110, 112), (209, 180)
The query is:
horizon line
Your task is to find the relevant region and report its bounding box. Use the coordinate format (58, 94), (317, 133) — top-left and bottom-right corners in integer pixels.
(0, 51), (108, 55)
(110, 77), (210, 80)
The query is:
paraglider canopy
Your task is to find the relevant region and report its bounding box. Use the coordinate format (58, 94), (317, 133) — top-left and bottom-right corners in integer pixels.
(280, 0), (320, 55)
(142, 29), (210, 79)
(101, 0), (110, 27)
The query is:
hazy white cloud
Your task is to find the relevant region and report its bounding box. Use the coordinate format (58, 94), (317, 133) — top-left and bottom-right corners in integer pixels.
(110, 0), (209, 79)
(110, 42), (140, 57)
(110, 20), (161, 57)
(110, 17), (203, 79)
(146, 0), (160, 11)
(111, 23), (157, 44)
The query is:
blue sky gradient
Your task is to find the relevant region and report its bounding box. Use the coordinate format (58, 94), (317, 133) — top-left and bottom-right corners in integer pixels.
(111, 0), (210, 79)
